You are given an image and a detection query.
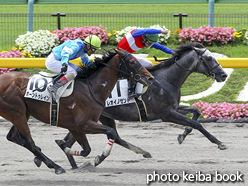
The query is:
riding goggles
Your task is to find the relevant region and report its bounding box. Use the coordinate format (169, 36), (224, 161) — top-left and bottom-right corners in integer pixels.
(91, 47), (97, 53)
(143, 39), (154, 48)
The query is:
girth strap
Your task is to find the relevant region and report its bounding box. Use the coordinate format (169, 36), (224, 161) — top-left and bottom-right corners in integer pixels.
(134, 97), (148, 122)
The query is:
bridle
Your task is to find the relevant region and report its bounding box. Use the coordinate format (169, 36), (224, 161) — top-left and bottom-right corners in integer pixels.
(99, 51), (143, 81)
(87, 50), (143, 108)
(175, 48), (220, 79)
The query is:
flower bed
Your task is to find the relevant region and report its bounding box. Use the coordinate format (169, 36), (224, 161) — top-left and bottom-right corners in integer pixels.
(55, 25), (108, 44)
(0, 48), (32, 74)
(15, 30), (59, 57)
(193, 100), (248, 119)
(178, 25), (235, 46)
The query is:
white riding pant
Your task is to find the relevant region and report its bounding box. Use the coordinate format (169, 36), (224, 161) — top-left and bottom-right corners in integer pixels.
(45, 53), (81, 78)
(134, 56), (153, 68)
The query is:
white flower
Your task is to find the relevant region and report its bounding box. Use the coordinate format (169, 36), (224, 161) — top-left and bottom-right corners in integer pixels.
(15, 30), (59, 57)
(244, 31), (248, 45)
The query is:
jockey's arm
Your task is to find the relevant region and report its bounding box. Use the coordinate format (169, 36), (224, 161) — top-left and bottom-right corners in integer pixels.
(132, 28), (162, 37)
(152, 43), (174, 55)
(61, 43), (79, 66)
(80, 53), (94, 67)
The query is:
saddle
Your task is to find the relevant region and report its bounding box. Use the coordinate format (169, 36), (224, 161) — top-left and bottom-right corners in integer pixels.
(25, 72), (74, 103)
(24, 72), (75, 126)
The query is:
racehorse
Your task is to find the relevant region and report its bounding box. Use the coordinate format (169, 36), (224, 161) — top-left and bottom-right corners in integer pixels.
(0, 49), (154, 174)
(55, 43), (228, 169)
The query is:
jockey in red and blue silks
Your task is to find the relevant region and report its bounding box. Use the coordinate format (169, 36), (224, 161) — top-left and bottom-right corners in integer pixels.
(117, 28), (175, 98)
(118, 28), (174, 67)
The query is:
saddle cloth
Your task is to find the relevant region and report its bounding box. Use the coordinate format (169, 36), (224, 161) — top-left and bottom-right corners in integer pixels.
(105, 79), (147, 107)
(24, 74), (74, 103)
(25, 75), (147, 107)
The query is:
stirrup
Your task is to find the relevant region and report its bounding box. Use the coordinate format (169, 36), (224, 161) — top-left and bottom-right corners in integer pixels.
(47, 85), (57, 101)
(128, 93), (142, 99)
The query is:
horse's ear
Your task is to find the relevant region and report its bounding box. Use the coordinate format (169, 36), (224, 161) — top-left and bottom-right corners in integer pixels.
(193, 46), (200, 52)
(115, 47), (125, 56)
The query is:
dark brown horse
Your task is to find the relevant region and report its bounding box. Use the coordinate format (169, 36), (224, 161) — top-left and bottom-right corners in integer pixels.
(0, 49), (154, 174)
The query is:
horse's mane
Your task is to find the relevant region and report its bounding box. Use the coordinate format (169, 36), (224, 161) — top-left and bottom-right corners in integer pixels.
(147, 42), (205, 71)
(75, 50), (117, 79)
(175, 42), (204, 56)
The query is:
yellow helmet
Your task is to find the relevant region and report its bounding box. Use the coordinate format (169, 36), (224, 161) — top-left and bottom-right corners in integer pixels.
(84, 35), (101, 49)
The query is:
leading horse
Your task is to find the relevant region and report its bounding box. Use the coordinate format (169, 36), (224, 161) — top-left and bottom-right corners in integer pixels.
(56, 43), (228, 169)
(0, 49), (154, 174)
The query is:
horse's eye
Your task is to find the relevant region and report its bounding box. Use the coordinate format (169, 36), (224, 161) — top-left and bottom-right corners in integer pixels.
(129, 60), (136, 67)
(206, 56), (212, 61)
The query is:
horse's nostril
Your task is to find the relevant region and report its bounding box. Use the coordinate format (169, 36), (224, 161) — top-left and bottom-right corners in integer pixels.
(148, 76), (154, 82)
(222, 74), (227, 79)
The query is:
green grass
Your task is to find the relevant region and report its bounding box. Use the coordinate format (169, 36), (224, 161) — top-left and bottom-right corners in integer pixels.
(1, 3), (248, 51)
(2, 4), (248, 14)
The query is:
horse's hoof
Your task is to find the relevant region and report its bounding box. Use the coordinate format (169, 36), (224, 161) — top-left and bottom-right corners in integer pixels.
(177, 134), (185, 144)
(55, 167), (66, 174)
(94, 155), (101, 167)
(143, 152), (152, 158)
(218, 143), (227, 150)
(34, 157), (42, 167)
(94, 155), (105, 167)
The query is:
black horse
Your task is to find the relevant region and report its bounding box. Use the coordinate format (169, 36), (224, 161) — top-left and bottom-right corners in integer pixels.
(56, 43), (228, 169)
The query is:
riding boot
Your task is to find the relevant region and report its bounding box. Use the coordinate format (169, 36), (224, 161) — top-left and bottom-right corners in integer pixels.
(128, 80), (141, 99)
(47, 79), (64, 101)
(48, 74), (75, 101)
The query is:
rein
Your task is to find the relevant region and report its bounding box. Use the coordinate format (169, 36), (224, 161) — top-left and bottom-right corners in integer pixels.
(98, 53), (142, 81)
(175, 48), (220, 78)
(86, 52), (142, 108)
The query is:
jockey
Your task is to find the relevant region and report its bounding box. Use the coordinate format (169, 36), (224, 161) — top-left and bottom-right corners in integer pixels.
(117, 28), (175, 98)
(45, 35), (101, 101)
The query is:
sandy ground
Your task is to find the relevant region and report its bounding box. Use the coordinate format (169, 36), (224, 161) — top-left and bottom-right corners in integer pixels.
(0, 120), (247, 186)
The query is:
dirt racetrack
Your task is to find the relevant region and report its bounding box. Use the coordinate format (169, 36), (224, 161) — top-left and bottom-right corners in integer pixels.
(0, 119), (247, 186)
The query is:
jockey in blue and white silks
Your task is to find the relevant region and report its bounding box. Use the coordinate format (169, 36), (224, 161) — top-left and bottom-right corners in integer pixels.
(45, 35), (101, 101)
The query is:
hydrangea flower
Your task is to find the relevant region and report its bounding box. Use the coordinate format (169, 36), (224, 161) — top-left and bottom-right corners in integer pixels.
(15, 30), (59, 57)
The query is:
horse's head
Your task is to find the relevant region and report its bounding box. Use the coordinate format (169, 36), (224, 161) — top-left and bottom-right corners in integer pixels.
(192, 47), (227, 82)
(115, 48), (154, 86)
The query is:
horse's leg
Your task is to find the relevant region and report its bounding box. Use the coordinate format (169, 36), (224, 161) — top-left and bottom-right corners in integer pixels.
(55, 132), (78, 169)
(6, 124), (65, 174)
(99, 115), (152, 158)
(56, 131), (91, 169)
(55, 114), (152, 169)
(75, 120), (118, 166)
(176, 105), (201, 144)
(166, 109), (226, 150)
